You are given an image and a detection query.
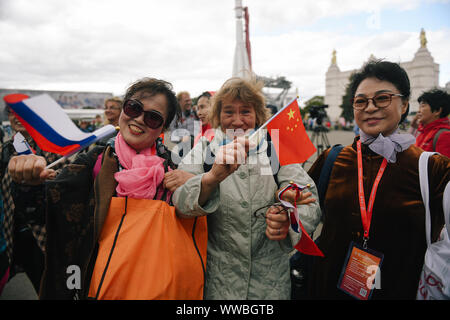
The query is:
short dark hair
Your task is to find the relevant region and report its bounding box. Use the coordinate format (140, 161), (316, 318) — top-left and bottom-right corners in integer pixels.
(124, 78), (181, 130)
(418, 89), (450, 118)
(197, 91), (212, 101)
(350, 60), (411, 123)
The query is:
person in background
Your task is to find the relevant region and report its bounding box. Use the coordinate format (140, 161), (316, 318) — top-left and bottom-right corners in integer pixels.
(0, 93), (65, 295)
(169, 91), (200, 146)
(94, 114), (103, 130)
(307, 60), (449, 299)
(78, 119), (93, 133)
(194, 91), (215, 146)
(96, 97), (123, 146)
(266, 104), (278, 116)
(103, 97), (123, 127)
(173, 77), (320, 299)
(412, 89), (450, 157)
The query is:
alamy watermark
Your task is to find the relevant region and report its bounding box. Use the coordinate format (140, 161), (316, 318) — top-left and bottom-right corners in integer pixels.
(170, 128), (281, 176)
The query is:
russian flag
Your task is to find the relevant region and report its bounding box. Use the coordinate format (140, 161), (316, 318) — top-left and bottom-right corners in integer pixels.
(5, 93), (116, 156)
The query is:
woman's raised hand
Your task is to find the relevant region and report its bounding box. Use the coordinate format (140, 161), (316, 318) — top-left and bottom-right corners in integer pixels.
(206, 136), (251, 184)
(278, 187), (316, 207)
(8, 154), (56, 185)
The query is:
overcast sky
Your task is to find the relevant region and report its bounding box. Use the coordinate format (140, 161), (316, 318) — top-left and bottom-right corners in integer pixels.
(0, 0), (449, 104)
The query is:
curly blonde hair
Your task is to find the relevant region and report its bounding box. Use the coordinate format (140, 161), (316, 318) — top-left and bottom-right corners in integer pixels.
(210, 77), (270, 129)
(104, 96), (123, 108)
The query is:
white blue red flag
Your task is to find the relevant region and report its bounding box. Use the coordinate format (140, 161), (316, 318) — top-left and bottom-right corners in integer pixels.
(278, 183), (324, 257)
(5, 93), (116, 156)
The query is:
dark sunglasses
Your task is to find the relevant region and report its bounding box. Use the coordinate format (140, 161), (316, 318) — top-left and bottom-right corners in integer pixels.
(123, 99), (165, 129)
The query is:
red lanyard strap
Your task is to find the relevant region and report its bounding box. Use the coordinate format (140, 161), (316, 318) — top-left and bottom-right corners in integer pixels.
(356, 140), (388, 248)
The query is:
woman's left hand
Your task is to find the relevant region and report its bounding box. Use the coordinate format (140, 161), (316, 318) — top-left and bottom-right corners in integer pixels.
(265, 205), (290, 241)
(164, 169), (195, 192)
(277, 188), (316, 207)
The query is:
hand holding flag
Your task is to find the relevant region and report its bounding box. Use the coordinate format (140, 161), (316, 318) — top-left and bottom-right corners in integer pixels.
(278, 183), (324, 257)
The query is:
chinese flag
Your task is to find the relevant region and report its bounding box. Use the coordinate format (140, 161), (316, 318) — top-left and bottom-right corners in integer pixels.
(292, 211), (324, 257)
(266, 99), (316, 165)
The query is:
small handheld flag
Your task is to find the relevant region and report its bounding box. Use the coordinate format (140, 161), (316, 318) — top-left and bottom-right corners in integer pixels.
(250, 98), (316, 165)
(278, 183), (324, 257)
(6, 94), (116, 157)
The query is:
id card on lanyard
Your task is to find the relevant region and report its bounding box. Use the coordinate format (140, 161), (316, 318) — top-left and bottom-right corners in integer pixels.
(337, 140), (386, 300)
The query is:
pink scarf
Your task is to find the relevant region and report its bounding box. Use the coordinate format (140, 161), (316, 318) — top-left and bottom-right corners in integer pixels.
(114, 132), (170, 200)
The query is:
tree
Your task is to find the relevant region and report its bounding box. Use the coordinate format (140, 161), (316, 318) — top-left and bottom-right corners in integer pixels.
(340, 73), (356, 122)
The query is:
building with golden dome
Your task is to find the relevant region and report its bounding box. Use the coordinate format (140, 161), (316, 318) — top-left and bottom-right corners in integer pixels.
(325, 29), (442, 121)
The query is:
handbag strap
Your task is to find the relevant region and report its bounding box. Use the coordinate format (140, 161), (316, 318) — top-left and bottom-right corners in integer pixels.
(418, 151), (437, 246)
(432, 128), (450, 151)
(443, 181), (450, 239)
(317, 144), (343, 212)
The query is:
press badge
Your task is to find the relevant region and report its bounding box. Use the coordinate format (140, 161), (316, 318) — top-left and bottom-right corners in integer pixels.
(337, 242), (384, 300)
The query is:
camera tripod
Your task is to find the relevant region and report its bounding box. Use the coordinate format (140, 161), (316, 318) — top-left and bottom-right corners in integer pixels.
(310, 124), (331, 157)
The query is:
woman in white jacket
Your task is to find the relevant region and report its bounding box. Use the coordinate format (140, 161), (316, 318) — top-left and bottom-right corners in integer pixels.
(173, 77), (321, 299)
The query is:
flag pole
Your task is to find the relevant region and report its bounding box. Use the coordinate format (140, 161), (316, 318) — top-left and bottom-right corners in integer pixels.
(45, 125), (120, 170)
(45, 155), (68, 169)
(248, 96), (299, 141)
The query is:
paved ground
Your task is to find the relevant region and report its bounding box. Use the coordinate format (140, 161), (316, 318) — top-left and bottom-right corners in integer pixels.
(303, 128), (355, 171)
(0, 129), (356, 300)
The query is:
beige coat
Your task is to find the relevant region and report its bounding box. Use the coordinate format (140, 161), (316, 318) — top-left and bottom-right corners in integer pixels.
(173, 129), (321, 299)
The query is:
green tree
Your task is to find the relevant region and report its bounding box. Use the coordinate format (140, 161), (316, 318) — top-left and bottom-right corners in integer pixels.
(340, 72), (356, 122)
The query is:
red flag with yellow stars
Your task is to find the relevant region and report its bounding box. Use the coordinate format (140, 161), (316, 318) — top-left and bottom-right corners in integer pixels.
(266, 98), (316, 165)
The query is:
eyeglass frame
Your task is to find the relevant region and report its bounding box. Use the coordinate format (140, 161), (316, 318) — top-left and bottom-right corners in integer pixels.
(122, 99), (165, 129)
(351, 93), (404, 110)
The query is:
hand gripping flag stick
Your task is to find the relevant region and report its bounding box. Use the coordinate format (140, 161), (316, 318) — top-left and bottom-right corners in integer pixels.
(278, 182), (324, 257)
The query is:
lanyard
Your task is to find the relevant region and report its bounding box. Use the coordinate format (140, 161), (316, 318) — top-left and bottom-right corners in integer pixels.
(356, 140), (388, 248)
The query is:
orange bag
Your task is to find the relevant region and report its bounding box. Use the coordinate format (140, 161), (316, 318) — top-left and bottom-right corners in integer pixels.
(88, 197), (207, 300)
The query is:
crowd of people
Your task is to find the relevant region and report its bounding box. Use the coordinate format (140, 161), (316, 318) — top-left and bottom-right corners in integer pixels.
(0, 60), (449, 300)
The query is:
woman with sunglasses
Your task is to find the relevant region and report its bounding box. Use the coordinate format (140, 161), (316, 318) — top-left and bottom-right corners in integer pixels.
(306, 60), (449, 299)
(8, 78), (211, 300)
(172, 77), (321, 300)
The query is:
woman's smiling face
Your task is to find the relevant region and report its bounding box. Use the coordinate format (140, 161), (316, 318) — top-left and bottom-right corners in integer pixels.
(353, 77), (408, 137)
(219, 98), (256, 137)
(119, 93), (168, 151)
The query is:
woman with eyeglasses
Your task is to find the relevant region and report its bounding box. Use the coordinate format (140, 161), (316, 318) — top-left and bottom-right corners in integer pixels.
(103, 97), (123, 127)
(306, 60), (449, 299)
(173, 77), (321, 299)
(95, 97), (123, 146)
(7, 78), (211, 300)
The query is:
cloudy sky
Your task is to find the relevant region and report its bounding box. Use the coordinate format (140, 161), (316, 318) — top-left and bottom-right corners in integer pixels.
(0, 0), (449, 103)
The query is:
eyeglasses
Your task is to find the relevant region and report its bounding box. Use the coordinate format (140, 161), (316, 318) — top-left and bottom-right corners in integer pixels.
(253, 202), (289, 219)
(123, 99), (165, 129)
(351, 93), (404, 110)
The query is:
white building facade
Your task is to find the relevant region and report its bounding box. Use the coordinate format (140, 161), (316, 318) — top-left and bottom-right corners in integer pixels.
(325, 30), (442, 122)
